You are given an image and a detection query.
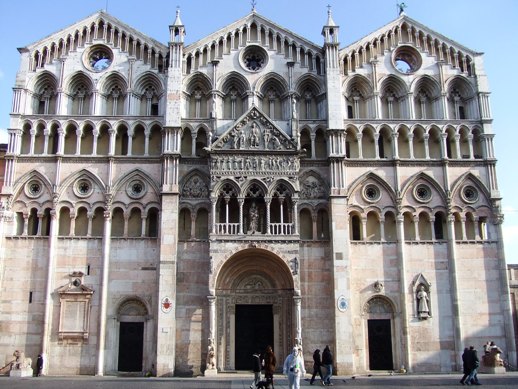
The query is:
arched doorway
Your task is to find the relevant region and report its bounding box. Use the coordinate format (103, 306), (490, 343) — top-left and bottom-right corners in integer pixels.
(214, 248), (295, 371)
(364, 296), (396, 371)
(116, 298), (151, 373)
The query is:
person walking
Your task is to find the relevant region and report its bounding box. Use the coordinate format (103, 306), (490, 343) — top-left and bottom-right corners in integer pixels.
(309, 348), (324, 385)
(465, 346), (481, 385)
(322, 345), (334, 386)
(460, 347), (470, 385)
(250, 350), (262, 389)
(263, 345), (277, 389)
(35, 354), (43, 377)
(283, 346), (306, 389)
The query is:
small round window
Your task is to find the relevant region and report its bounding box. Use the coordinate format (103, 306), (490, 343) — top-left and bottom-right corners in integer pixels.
(74, 179), (94, 198)
(127, 179), (147, 199)
(84, 45), (113, 72)
(240, 45), (268, 73)
(25, 179), (43, 198)
(392, 45), (422, 74)
(461, 185), (479, 203)
(414, 184), (432, 203)
(362, 184), (381, 203)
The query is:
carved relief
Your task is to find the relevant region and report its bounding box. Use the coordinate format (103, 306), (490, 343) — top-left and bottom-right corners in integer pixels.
(182, 175), (208, 198)
(212, 107), (296, 151)
(300, 175), (327, 199)
(210, 154), (300, 175)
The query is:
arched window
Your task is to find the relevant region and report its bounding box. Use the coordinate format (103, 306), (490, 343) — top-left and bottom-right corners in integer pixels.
(75, 207), (89, 236)
(146, 207), (159, 237)
(128, 207), (142, 237)
(195, 208), (209, 239)
(299, 209), (313, 240)
(59, 207), (71, 236)
(350, 213), (362, 241)
(111, 207), (125, 237)
(178, 208), (192, 240)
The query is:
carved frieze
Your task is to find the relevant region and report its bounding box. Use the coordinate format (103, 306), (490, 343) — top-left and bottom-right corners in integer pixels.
(210, 154), (300, 176)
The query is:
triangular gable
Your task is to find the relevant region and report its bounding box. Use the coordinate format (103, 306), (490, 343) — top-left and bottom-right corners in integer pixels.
(185, 11), (322, 55)
(24, 10), (167, 54)
(341, 14), (480, 57)
(212, 106), (296, 152)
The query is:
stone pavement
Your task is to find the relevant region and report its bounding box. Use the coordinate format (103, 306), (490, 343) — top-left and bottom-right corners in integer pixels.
(1, 373), (518, 388)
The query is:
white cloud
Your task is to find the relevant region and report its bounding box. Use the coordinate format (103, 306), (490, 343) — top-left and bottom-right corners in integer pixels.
(503, 224), (518, 264)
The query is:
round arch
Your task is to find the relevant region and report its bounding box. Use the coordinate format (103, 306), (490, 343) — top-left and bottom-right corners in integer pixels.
(213, 248), (296, 371)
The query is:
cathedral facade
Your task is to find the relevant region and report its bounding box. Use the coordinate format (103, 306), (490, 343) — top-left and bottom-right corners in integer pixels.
(0, 6), (515, 376)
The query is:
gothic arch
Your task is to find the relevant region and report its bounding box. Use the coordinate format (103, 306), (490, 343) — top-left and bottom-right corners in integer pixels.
(347, 171), (397, 204)
(400, 172), (447, 205)
(11, 169), (54, 202)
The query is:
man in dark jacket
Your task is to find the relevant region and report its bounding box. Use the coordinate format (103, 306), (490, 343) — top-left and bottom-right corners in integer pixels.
(250, 350), (262, 389)
(322, 345), (334, 386)
(460, 348), (470, 384)
(465, 346), (481, 385)
(310, 349), (323, 385)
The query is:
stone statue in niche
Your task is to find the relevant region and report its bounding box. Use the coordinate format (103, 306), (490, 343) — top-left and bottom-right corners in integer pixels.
(263, 125), (272, 149)
(292, 96), (297, 119)
(416, 285), (430, 319)
(248, 202), (259, 234)
(290, 257), (299, 275)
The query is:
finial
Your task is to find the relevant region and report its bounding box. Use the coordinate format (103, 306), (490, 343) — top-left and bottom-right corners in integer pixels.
(397, 2), (407, 16)
(327, 4), (332, 15)
(252, 0), (257, 12)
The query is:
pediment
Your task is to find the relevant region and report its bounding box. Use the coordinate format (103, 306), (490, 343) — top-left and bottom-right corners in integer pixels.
(212, 106), (296, 152)
(341, 14), (479, 58)
(24, 11), (167, 55)
(185, 11), (322, 56)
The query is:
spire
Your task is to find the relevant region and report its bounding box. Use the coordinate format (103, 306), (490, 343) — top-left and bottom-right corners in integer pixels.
(173, 6), (183, 26)
(326, 4), (336, 26)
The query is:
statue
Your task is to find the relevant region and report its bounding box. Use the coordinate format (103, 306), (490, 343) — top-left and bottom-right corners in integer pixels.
(291, 96), (297, 119)
(417, 285), (430, 318)
(249, 122), (260, 148)
(248, 202), (259, 234)
(206, 339), (216, 370)
(9, 350), (33, 377)
(482, 341), (504, 368)
(290, 257), (299, 275)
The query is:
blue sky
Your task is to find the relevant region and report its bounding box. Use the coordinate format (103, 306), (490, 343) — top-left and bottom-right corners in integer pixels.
(1, 0), (517, 263)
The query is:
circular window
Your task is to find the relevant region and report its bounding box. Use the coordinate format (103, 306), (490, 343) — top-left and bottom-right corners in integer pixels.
(461, 185), (479, 203)
(74, 179), (94, 198)
(127, 179), (147, 199)
(392, 45), (422, 74)
(84, 45), (113, 72)
(240, 45), (268, 73)
(414, 184), (432, 203)
(25, 179), (43, 198)
(362, 184), (381, 203)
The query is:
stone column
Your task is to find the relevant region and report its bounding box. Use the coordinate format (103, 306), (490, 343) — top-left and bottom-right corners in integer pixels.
(96, 210), (112, 375)
(294, 295), (302, 345)
(446, 214), (463, 370)
(395, 213), (411, 371)
(41, 209), (58, 374)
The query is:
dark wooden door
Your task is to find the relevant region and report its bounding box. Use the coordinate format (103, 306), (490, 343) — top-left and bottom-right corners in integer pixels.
(368, 319), (393, 370)
(118, 322), (144, 372)
(235, 305), (273, 370)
